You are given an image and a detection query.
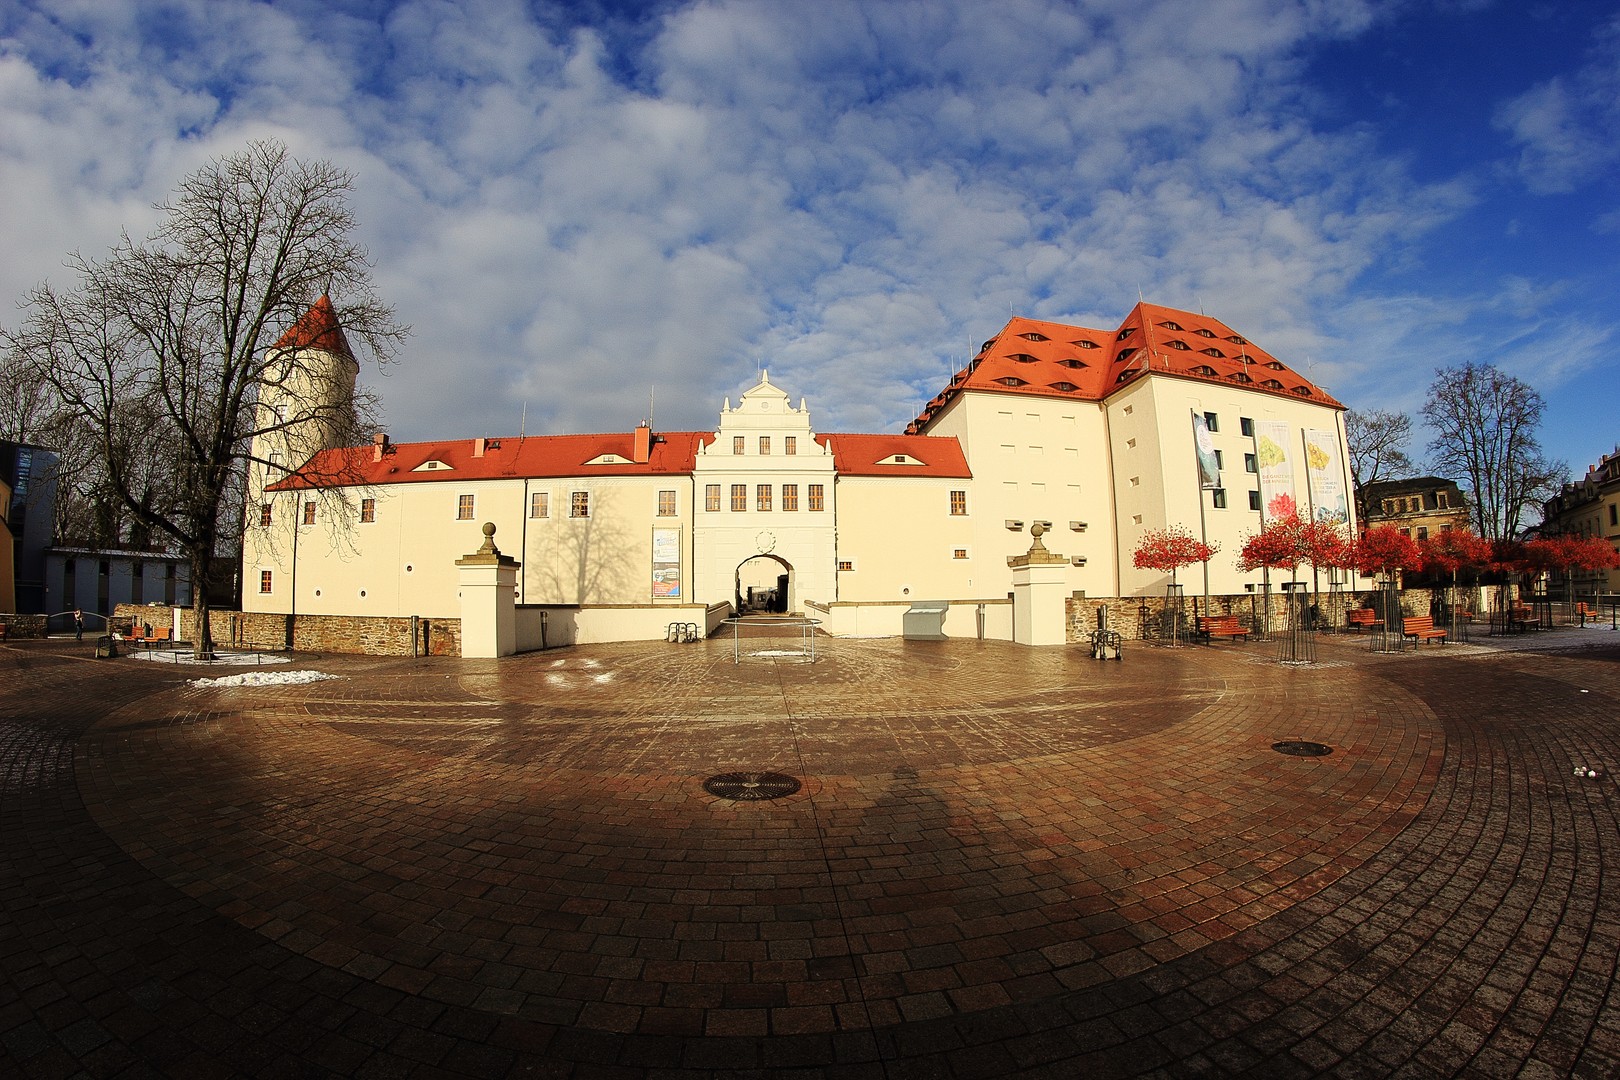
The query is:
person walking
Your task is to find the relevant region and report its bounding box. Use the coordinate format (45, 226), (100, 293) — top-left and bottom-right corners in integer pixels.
(74, 608), (84, 641)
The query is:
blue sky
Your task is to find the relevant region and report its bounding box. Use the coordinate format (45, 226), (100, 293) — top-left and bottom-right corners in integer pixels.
(2, 0), (1616, 482)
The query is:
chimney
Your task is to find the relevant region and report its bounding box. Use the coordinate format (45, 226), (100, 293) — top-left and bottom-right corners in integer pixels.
(473, 437), (486, 458)
(372, 432), (389, 461)
(633, 423), (652, 464)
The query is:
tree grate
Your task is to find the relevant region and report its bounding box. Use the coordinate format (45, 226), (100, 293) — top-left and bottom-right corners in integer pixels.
(702, 772), (802, 801)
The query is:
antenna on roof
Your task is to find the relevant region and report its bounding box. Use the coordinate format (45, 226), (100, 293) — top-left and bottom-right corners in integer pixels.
(520, 401), (526, 439)
(649, 386), (655, 429)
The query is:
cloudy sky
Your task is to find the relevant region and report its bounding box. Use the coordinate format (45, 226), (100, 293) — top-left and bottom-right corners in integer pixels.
(2, 0), (1617, 477)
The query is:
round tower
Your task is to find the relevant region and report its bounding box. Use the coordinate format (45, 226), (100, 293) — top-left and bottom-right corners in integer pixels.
(249, 295), (359, 500)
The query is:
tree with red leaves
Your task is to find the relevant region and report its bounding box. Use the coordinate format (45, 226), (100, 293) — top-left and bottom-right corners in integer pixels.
(1349, 525), (1423, 579)
(1239, 513), (1349, 579)
(1132, 526), (1219, 587)
(1418, 528), (1493, 580)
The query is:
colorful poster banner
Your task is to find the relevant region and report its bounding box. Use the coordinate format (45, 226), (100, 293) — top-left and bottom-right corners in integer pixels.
(1304, 428), (1349, 531)
(651, 527), (681, 598)
(1254, 419), (1298, 522)
(1192, 412), (1220, 490)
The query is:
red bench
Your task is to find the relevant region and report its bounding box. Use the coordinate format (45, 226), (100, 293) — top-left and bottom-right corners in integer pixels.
(1347, 608), (1381, 632)
(1197, 615), (1249, 642)
(1401, 614), (1447, 644)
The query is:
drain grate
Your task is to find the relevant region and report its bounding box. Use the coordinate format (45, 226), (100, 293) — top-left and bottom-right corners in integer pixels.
(1272, 740), (1334, 757)
(703, 771), (802, 801)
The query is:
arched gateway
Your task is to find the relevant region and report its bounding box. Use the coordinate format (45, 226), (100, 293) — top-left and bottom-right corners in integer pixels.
(736, 553), (792, 614)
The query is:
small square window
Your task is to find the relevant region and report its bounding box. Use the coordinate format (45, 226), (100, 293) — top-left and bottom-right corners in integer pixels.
(457, 494), (474, 520)
(808, 484), (825, 511)
(953, 548), (969, 560)
(837, 560), (853, 571)
(531, 491), (549, 518)
(1203, 411), (1219, 432)
(1240, 417), (1254, 437)
(658, 490), (676, 516)
(950, 490), (967, 515)
(731, 484), (747, 511)
(571, 491), (589, 518)
(757, 484), (771, 511)
(360, 498), (375, 523)
(782, 484), (799, 511)
(705, 484), (721, 512)
(1212, 488), (1227, 509)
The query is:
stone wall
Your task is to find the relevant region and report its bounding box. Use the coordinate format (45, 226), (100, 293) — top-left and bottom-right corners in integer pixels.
(112, 605), (462, 657)
(0, 614), (48, 639)
(1067, 584), (1504, 643)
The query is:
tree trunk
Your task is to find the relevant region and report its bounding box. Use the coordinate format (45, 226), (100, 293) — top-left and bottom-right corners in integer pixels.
(190, 551), (214, 659)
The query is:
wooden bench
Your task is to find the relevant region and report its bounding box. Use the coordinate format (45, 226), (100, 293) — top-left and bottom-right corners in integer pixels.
(1575, 602), (1602, 623)
(1401, 614), (1447, 644)
(1347, 608), (1382, 632)
(125, 626), (171, 648)
(1196, 615), (1249, 642)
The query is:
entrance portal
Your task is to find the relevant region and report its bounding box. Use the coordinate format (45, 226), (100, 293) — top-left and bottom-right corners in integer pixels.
(736, 554), (792, 615)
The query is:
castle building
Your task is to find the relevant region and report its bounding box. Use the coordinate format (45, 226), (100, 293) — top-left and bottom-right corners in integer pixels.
(1542, 449), (1620, 593)
(241, 299), (1356, 647)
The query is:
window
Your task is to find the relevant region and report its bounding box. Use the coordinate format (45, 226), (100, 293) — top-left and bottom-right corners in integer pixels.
(733, 436), (745, 455)
(1212, 488), (1227, 509)
(1417, 527), (1429, 541)
(1249, 490), (1261, 511)
(1240, 417), (1254, 436)
(782, 484), (799, 511)
(837, 560), (854, 571)
(1611, 504), (1617, 527)
(785, 436), (796, 455)
(731, 484), (747, 511)
(950, 490), (967, 515)
(808, 484), (825, 511)
(259, 569), (273, 594)
(531, 491), (549, 518)
(303, 501), (316, 525)
(1214, 450), (1224, 469)
(656, 490), (676, 516)
(360, 498), (376, 523)
(259, 503), (272, 526)
(1203, 411), (1219, 432)
(1244, 453), (1257, 474)
(571, 491), (589, 518)
(705, 484), (721, 512)
(759, 436), (770, 455)
(953, 548), (969, 560)
(457, 494), (474, 520)
(757, 484), (771, 511)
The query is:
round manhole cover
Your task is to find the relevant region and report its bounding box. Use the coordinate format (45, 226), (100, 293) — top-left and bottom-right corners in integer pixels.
(1272, 740), (1334, 757)
(703, 771), (802, 800)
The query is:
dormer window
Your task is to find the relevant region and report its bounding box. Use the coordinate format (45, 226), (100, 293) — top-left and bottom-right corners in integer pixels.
(1008, 353), (1040, 363)
(1073, 339), (1100, 349)
(1226, 335), (1249, 345)
(1262, 379), (1283, 389)
(1291, 386), (1312, 396)
(1116, 327), (1136, 341)
(980, 339), (997, 352)
(1191, 365), (1216, 377)
(1057, 358), (1087, 369)
(997, 376), (1027, 387)
(1049, 382), (1079, 392)
(1165, 340), (1190, 350)
(1019, 331), (1049, 341)
(1194, 328), (1217, 338)
(1157, 320), (1184, 331)
(413, 459), (452, 472)
(1265, 361), (1285, 371)
(1228, 371), (1253, 383)
(584, 453), (633, 465)
(1200, 347), (1225, 357)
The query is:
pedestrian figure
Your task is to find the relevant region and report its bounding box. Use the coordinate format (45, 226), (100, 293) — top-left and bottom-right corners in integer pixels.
(74, 609), (83, 641)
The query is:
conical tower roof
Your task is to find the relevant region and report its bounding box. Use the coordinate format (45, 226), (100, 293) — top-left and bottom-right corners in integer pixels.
(272, 295), (354, 360)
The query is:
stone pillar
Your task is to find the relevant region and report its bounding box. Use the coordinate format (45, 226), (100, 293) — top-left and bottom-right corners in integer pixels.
(457, 522), (520, 658)
(1007, 523), (1070, 646)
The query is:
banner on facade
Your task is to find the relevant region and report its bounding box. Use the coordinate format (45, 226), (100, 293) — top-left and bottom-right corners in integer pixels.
(1303, 428), (1350, 531)
(1254, 419), (1298, 521)
(1192, 412), (1220, 490)
(651, 527), (681, 598)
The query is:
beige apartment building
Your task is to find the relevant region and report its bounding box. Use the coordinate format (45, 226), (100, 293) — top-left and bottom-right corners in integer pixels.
(242, 298), (1356, 646)
(1543, 448), (1620, 594)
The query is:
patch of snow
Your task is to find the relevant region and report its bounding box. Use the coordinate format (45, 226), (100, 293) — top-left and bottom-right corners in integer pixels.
(190, 670), (338, 689)
(127, 650), (290, 666)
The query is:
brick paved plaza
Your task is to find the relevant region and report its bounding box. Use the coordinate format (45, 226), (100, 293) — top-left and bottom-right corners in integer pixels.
(3, 629), (1619, 1078)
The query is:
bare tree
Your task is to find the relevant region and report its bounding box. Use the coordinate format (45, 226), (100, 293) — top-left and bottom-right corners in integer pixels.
(1344, 409), (1414, 523)
(1423, 362), (1563, 541)
(1, 141), (405, 655)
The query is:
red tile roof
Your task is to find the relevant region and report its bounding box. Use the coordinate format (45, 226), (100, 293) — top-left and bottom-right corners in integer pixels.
(270, 431), (713, 490)
(816, 433), (972, 478)
(906, 302), (1341, 434)
(272, 295), (354, 360)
